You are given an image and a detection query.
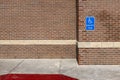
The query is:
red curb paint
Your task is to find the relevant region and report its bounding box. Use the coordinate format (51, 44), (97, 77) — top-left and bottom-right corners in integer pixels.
(0, 74), (78, 80)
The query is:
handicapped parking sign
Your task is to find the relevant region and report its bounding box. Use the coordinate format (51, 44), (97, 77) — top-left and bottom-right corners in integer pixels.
(86, 16), (95, 31)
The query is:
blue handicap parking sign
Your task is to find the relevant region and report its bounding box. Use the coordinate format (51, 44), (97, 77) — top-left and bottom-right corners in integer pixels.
(86, 16), (95, 31)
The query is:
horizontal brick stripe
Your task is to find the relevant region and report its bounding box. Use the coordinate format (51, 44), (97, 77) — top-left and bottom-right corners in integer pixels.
(78, 48), (120, 65)
(0, 45), (76, 59)
(78, 42), (120, 48)
(0, 40), (76, 45)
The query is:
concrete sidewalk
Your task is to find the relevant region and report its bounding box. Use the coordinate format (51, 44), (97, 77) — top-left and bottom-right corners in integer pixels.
(0, 59), (120, 80)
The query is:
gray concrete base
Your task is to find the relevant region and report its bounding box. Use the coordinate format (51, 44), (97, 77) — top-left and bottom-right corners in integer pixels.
(0, 59), (120, 80)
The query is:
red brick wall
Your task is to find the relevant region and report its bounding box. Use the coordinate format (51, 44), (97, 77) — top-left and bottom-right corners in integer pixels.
(78, 0), (120, 42)
(78, 48), (120, 65)
(0, 0), (76, 59)
(1, 0), (120, 65)
(78, 0), (120, 65)
(0, 45), (76, 59)
(0, 0), (76, 40)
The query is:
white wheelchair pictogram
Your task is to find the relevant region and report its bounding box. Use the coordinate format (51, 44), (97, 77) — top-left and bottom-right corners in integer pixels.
(88, 18), (93, 24)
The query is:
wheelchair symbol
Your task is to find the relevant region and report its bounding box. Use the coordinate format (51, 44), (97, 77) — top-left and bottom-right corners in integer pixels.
(88, 18), (93, 24)
(86, 16), (95, 31)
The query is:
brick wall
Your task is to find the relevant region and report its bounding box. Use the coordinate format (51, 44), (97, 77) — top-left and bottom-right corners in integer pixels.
(0, 0), (76, 59)
(0, 45), (76, 59)
(1, 0), (120, 64)
(78, 0), (120, 42)
(78, 48), (120, 65)
(0, 0), (76, 40)
(78, 0), (120, 64)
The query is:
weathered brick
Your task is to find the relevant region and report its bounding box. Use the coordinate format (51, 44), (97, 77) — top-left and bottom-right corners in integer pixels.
(78, 0), (120, 42)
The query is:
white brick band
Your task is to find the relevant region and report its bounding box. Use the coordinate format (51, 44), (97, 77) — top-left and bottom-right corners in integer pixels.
(0, 40), (76, 45)
(78, 42), (120, 48)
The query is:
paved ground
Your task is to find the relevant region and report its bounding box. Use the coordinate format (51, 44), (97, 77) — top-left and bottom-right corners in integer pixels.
(0, 59), (120, 80)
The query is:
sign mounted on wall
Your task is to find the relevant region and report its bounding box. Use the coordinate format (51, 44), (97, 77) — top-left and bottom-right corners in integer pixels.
(85, 16), (95, 31)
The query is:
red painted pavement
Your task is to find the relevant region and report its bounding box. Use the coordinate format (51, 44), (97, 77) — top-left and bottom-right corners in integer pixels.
(0, 74), (78, 80)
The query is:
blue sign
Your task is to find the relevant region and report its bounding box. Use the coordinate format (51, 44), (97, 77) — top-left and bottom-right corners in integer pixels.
(86, 16), (95, 31)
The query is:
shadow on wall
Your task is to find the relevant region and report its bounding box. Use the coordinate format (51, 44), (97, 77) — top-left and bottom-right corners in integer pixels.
(95, 10), (120, 41)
